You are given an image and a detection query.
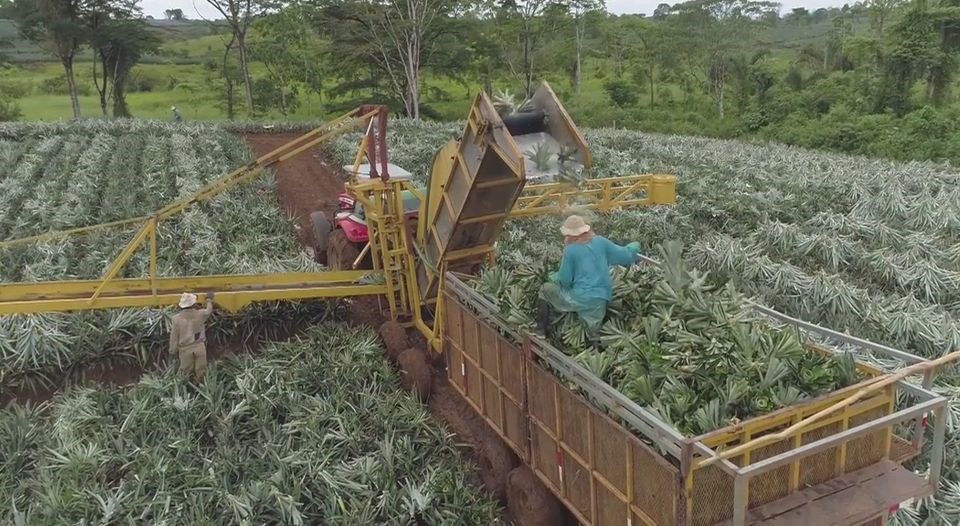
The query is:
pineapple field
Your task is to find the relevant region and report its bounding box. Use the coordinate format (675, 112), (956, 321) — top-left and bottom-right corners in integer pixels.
(1, 324), (504, 523)
(1, 116), (960, 524)
(333, 120), (960, 524)
(0, 121), (327, 392)
(0, 120), (510, 524)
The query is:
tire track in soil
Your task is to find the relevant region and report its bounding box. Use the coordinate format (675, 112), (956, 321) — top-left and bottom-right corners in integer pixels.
(242, 132), (535, 523)
(242, 133), (345, 249)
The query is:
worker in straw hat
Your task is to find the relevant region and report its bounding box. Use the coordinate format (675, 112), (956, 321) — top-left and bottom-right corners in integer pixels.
(536, 215), (640, 342)
(168, 292), (215, 381)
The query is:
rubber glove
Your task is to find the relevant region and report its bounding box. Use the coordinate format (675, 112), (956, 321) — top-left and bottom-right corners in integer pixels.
(548, 271), (559, 284)
(627, 241), (641, 252)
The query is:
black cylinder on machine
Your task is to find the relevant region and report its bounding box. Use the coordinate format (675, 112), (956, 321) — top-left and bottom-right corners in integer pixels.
(502, 110), (546, 136)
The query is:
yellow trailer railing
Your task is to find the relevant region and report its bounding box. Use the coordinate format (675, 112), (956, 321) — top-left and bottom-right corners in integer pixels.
(442, 272), (947, 526)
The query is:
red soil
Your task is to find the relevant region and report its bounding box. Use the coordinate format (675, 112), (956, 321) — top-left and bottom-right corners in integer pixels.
(243, 133), (345, 247)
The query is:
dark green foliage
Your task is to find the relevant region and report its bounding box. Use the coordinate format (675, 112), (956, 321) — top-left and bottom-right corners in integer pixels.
(603, 78), (639, 107)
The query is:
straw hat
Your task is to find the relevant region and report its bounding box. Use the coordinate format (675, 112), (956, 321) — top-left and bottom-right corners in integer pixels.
(178, 292), (197, 309)
(560, 215), (591, 236)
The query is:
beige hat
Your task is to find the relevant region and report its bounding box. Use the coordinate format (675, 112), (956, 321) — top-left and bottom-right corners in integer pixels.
(560, 215), (591, 236)
(178, 292), (197, 309)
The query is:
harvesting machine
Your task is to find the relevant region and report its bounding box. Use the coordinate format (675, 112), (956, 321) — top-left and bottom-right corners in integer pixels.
(0, 83), (949, 526)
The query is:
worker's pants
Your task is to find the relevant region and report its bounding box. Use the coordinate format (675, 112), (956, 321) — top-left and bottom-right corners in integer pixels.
(178, 343), (208, 381)
(537, 283), (607, 336)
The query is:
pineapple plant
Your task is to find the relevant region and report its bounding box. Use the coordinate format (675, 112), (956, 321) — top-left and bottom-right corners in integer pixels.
(474, 241), (866, 437)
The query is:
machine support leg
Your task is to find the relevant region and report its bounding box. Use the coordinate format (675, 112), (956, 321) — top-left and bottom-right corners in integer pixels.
(912, 368), (935, 449)
(930, 404), (947, 490)
(733, 475), (749, 526)
(149, 217), (158, 297)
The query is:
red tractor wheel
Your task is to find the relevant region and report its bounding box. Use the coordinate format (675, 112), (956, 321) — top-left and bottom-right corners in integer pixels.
(327, 229), (360, 270)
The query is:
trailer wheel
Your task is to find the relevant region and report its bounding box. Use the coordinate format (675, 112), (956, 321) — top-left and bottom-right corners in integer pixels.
(378, 321), (409, 364)
(327, 229), (359, 270)
(476, 436), (519, 502)
(506, 466), (564, 526)
(397, 348), (433, 401)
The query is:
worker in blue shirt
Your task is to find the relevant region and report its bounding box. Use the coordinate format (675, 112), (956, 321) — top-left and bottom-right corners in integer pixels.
(536, 215), (640, 339)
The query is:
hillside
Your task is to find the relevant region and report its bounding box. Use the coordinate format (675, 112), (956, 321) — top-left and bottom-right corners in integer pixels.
(0, 18), (228, 63)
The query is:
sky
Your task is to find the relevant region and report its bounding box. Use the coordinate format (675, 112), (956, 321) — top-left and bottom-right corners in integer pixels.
(142, 0), (849, 21)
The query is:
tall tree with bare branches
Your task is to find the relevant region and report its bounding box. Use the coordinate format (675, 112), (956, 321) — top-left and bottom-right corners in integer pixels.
(320, 0), (462, 119)
(203, 0), (260, 115)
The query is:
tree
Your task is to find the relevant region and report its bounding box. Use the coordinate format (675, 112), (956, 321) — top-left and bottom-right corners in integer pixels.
(865, 0), (902, 36)
(93, 20), (159, 117)
(788, 7), (808, 24)
(164, 8), (185, 19)
(495, 0), (563, 96)
(653, 2), (671, 18)
(0, 0), (15, 17)
(253, 3), (325, 115)
(603, 78), (638, 106)
(12, 0), (86, 118)
(632, 18), (671, 108)
(668, 0), (779, 118)
(203, 0), (261, 116)
(0, 32), (20, 121)
(86, 0), (140, 117)
(568, 0), (604, 95)
(319, 0), (465, 119)
(877, 0), (960, 111)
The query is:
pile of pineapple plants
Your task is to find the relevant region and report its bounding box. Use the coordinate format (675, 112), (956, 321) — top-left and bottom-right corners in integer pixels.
(0, 120), (322, 391)
(332, 118), (960, 523)
(0, 323), (504, 524)
(475, 241), (863, 437)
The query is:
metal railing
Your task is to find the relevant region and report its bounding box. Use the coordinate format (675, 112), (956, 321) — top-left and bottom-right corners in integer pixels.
(444, 270), (948, 526)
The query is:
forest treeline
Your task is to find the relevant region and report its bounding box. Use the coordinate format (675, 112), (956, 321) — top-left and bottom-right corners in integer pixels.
(1, 0), (959, 164)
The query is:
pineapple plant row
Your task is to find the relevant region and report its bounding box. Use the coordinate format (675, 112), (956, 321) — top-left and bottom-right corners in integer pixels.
(0, 121), (322, 391)
(0, 324), (504, 524)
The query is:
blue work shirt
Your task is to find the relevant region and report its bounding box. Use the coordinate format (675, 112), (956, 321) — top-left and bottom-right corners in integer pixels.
(556, 236), (638, 302)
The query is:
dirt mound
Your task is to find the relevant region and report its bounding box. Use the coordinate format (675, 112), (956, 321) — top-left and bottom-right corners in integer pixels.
(379, 321), (409, 363)
(476, 433), (520, 502)
(397, 348), (433, 401)
(344, 296), (387, 328)
(506, 466), (565, 526)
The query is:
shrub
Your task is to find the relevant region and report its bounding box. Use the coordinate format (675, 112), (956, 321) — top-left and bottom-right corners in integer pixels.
(603, 79), (639, 108)
(0, 97), (21, 121)
(37, 75), (91, 96)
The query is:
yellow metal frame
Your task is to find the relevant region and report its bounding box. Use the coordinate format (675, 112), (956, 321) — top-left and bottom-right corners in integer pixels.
(681, 360), (894, 522)
(0, 271), (385, 315)
(512, 174), (676, 218)
(0, 108), (384, 315)
(0, 101), (678, 358)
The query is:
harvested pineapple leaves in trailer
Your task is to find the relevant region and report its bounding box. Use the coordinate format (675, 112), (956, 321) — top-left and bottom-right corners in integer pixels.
(0, 324), (505, 524)
(475, 241), (864, 437)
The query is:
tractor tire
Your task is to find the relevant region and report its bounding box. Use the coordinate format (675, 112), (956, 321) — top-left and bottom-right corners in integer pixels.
(506, 466), (564, 526)
(310, 212), (331, 266)
(397, 348), (433, 401)
(327, 229), (360, 270)
(477, 435), (519, 502)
